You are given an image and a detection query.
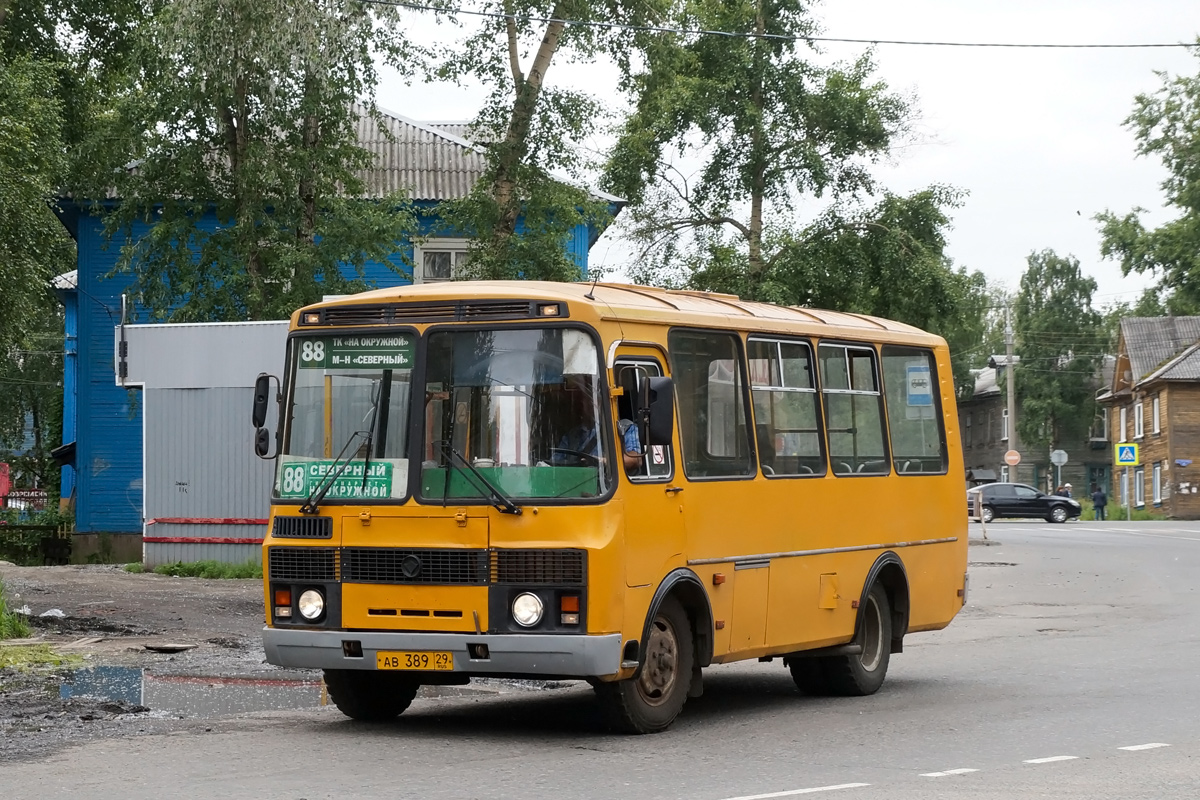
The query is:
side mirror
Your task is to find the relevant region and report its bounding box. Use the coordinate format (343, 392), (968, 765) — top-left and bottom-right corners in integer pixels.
(254, 427), (271, 458)
(639, 376), (675, 446)
(252, 373), (273, 428)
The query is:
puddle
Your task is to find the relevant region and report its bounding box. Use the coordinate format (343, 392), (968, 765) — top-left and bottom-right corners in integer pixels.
(60, 666), (325, 717)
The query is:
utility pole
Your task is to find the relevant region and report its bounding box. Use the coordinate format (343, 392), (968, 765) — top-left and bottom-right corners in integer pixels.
(1005, 305), (1018, 482)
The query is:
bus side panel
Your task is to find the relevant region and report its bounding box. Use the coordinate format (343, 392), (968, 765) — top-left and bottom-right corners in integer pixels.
(764, 553), (858, 652)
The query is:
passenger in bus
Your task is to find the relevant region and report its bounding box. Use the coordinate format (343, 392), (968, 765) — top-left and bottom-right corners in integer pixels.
(618, 419), (643, 471)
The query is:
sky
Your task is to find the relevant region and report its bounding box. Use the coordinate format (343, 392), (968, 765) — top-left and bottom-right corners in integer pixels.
(375, 0), (1200, 307)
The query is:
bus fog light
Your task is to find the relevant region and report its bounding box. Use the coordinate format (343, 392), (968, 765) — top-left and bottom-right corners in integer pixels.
(561, 613), (579, 625)
(298, 589), (325, 620)
(512, 593), (544, 627)
(275, 606), (292, 618)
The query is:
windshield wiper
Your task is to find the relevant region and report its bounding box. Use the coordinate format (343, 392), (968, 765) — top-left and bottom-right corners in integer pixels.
(438, 442), (522, 515)
(300, 430), (366, 515)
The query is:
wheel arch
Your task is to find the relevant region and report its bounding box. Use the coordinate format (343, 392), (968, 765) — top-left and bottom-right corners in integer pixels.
(859, 552), (910, 651)
(641, 568), (714, 669)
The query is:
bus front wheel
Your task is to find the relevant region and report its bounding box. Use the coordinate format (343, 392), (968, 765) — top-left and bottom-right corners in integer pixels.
(822, 582), (892, 696)
(323, 669), (419, 721)
(595, 596), (694, 734)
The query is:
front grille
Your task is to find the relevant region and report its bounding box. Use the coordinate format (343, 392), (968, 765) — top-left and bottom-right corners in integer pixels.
(342, 548), (489, 585)
(268, 547), (339, 582)
(317, 300), (551, 326)
(492, 549), (586, 585)
(272, 516), (332, 539)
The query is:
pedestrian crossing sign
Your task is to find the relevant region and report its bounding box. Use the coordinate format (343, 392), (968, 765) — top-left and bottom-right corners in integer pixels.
(1115, 443), (1140, 466)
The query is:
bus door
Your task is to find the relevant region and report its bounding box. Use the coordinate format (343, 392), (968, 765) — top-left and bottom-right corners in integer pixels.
(613, 353), (682, 589)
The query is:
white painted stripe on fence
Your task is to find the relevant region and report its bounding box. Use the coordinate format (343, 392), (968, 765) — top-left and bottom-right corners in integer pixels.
(1119, 743), (1170, 751)
(1023, 756), (1078, 764)
(720, 783), (871, 800)
(920, 768), (979, 777)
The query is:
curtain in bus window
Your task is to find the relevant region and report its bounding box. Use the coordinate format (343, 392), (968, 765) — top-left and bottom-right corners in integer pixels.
(881, 346), (947, 474)
(748, 338), (825, 477)
(668, 330), (754, 478)
(819, 344), (888, 476)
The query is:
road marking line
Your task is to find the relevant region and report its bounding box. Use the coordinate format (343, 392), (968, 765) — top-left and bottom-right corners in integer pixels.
(920, 768), (979, 777)
(1119, 743), (1170, 751)
(1023, 756), (1078, 764)
(1106, 530), (1200, 543)
(721, 783), (871, 799)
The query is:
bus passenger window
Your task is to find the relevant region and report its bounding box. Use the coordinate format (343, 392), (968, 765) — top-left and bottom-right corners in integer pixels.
(881, 346), (947, 474)
(747, 338), (826, 477)
(819, 344), (889, 476)
(668, 330), (754, 479)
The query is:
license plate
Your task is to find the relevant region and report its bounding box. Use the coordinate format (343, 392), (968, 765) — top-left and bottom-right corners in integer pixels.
(376, 650), (454, 671)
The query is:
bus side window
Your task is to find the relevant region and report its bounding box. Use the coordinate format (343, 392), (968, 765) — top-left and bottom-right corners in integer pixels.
(747, 337), (826, 477)
(818, 344), (889, 476)
(667, 330), (755, 479)
(881, 346), (948, 474)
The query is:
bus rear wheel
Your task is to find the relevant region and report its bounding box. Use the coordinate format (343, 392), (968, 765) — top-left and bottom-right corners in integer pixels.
(821, 582), (892, 696)
(595, 597), (694, 734)
(323, 669), (419, 721)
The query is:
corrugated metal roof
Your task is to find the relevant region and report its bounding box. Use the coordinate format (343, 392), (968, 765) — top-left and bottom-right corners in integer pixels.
(1121, 316), (1200, 382)
(1143, 340), (1200, 383)
(355, 106), (490, 201)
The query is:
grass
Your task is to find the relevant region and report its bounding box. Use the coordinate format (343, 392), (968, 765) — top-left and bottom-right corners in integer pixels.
(0, 580), (31, 640)
(125, 559), (262, 579)
(1075, 499), (1167, 521)
(0, 644), (84, 670)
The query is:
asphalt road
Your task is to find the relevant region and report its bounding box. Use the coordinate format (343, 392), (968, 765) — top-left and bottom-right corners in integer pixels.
(4, 520), (1199, 799)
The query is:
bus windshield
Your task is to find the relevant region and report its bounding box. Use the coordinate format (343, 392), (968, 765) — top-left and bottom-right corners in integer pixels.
(277, 333), (415, 503)
(419, 327), (612, 501)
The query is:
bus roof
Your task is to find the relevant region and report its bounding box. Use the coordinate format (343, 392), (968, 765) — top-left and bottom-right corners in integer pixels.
(302, 281), (943, 345)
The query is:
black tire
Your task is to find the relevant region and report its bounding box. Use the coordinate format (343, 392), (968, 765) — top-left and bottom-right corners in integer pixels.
(595, 596), (694, 734)
(323, 669), (419, 721)
(787, 656), (829, 695)
(981, 505), (996, 524)
(820, 583), (892, 696)
(1048, 506), (1069, 523)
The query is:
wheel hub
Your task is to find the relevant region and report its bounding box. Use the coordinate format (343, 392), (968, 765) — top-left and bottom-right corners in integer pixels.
(637, 617), (679, 706)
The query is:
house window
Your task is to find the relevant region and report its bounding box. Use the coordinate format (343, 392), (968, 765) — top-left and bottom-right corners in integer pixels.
(1135, 467), (1145, 506)
(1001, 407), (1009, 441)
(1119, 406), (1127, 441)
(1000, 465), (1009, 483)
(1134, 402), (1144, 439)
(413, 239), (470, 283)
(1152, 395), (1160, 434)
(1090, 408), (1109, 441)
(1153, 462), (1162, 503)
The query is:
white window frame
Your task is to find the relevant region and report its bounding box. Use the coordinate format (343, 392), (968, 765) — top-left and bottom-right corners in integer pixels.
(1135, 467), (1145, 506)
(1152, 395), (1161, 434)
(1091, 408), (1109, 441)
(1134, 402), (1144, 439)
(1001, 407), (1009, 441)
(1119, 406), (1127, 441)
(1153, 462), (1162, 503)
(1000, 465), (1009, 483)
(412, 238), (471, 284)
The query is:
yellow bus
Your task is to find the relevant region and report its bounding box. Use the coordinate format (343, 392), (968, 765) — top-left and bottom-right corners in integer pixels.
(252, 281), (968, 733)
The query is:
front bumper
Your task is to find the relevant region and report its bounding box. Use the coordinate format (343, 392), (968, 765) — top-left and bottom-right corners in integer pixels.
(262, 627), (623, 677)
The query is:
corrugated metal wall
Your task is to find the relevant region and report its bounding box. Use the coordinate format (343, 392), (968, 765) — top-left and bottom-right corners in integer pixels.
(142, 388), (273, 566)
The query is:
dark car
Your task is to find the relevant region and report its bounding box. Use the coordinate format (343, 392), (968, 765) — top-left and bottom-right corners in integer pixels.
(966, 482), (1081, 523)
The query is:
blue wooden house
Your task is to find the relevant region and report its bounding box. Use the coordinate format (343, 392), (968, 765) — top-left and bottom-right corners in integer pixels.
(54, 110), (623, 535)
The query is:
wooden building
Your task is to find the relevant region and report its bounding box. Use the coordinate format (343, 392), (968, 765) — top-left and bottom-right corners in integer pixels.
(1098, 317), (1200, 518)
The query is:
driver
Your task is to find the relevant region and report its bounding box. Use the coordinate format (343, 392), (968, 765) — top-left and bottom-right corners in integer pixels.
(554, 378), (600, 463)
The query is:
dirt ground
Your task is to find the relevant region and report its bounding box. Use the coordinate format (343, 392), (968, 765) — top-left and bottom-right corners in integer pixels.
(0, 563), (277, 762)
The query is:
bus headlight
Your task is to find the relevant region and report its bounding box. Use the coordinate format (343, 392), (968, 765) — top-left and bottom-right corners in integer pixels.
(298, 589), (325, 621)
(512, 592), (544, 627)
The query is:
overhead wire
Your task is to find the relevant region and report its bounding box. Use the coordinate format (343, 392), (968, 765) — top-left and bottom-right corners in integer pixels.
(362, 0), (1200, 49)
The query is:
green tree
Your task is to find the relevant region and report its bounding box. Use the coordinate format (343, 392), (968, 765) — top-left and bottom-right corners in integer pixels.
(1014, 250), (1104, 456)
(604, 0), (911, 297)
(0, 288), (63, 495)
(1096, 44), (1200, 314)
(101, 0), (422, 322)
(433, 0), (667, 280)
